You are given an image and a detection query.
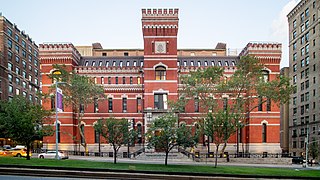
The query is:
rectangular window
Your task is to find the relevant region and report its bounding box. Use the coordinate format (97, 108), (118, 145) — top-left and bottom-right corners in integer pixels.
(94, 97), (98, 113)
(293, 97), (297, 105)
(306, 92), (310, 101)
(266, 99), (271, 111)
(102, 53), (107, 56)
(115, 77), (118, 84)
(15, 34), (19, 42)
(108, 77), (111, 84)
(223, 98), (228, 111)
(108, 98), (113, 112)
(15, 56), (20, 63)
(306, 80), (309, 89)
(8, 63), (12, 71)
(137, 97), (142, 113)
(15, 78), (20, 85)
(154, 94), (167, 110)
(8, 74), (13, 83)
(15, 45), (19, 53)
(101, 77), (104, 84)
(124, 52), (129, 56)
(94, 130), (100, 143)
(7, 39), (12, 49)
(293, 19), (297, 28)
(123, 77), (126, 84)
(130, 77), (133, 84)
(306, 56), (309, 66)
(194, 97), (199, 112)
(301, 94), (305, 102)
(293, 53), (297, 61)
(122, 98), (127, 112)
(258, 96), (263, 111)
(7, 28), (12, 36)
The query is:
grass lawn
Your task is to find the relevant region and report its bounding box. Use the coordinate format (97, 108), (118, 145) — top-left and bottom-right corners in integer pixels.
(0, 157), (319, 178)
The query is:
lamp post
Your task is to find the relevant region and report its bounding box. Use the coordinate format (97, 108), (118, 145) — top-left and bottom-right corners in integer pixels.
(304, 126), (309, 168)
(55, 81), (65, 160)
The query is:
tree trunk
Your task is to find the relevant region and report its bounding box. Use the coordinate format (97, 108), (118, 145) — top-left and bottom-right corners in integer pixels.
(220, 142), (227, 155)
(26, 142), (31, 160)
(113, 146), (117, 164)
(165, 151), (169, 166)
(214, 144), (219, 168)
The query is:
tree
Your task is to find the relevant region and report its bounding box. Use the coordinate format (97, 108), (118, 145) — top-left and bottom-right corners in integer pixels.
(0, 96), (53, 160)
(309, 139), (319, 160)
(179, 55), (293, 156)
(94, 117), (135, 164)
(204, 111), (242, 168)
(48, 64), (105, 154)
(146, 113), (199, 165)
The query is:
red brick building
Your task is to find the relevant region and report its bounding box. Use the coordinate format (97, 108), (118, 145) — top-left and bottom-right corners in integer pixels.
(39, 9), (282, 154)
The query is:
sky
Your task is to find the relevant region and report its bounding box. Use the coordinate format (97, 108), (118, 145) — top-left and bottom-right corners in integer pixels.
(1, 0), (300, 67)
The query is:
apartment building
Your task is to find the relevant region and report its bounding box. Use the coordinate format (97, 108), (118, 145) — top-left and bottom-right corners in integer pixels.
(287, 0), (320, 157)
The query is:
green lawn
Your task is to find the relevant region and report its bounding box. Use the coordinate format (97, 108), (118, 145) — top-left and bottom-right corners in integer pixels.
(0, 157), (319, 178)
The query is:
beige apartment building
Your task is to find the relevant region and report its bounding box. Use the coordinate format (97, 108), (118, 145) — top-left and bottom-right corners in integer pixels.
(287, 0), (320, 158)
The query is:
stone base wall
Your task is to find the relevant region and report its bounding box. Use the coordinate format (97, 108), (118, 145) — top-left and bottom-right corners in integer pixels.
(196, 157), (292, 165)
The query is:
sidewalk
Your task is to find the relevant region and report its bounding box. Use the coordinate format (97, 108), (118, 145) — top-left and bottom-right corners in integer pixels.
(65, 155), (320, 170)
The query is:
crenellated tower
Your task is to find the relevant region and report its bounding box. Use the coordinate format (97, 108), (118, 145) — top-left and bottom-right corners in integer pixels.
(141, 8), (179, 136)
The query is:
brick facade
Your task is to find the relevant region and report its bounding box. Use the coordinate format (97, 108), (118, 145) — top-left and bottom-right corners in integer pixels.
(40, 9), (282, 154)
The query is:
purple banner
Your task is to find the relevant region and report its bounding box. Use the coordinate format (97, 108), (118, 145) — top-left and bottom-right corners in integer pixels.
(57, 88), (63, 112)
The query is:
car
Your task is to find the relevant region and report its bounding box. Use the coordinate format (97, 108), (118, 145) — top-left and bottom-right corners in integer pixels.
(0, 150), (14, 157)
(7, 148), (31, 157)
(292, 156), (304, 164)
(38, 151), (69, 159)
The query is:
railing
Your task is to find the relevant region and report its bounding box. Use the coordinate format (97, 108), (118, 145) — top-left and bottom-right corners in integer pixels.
(131, 147), (145, 158)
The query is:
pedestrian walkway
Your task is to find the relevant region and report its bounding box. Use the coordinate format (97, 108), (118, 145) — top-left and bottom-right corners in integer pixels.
(65, 155), (320, 170)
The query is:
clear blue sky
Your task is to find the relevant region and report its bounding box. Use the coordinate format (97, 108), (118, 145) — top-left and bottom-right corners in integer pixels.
(1, 0), (299, 67)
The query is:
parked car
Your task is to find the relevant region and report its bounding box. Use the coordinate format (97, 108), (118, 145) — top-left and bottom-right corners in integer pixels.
(7, 148), (31, 157)
(0, 150), (14, 157)
(292, 156), (304, 164)
(38, 151), (68, 159)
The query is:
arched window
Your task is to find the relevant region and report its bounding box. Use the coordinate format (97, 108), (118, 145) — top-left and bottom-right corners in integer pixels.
(262, 123), (267, 143)
(51, 70), (61, 83)
(155, 66), (166, 80)
(262, 70), (269, 82)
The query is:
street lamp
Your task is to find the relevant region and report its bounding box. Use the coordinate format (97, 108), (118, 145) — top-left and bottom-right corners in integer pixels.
(55, 81), (65, 160)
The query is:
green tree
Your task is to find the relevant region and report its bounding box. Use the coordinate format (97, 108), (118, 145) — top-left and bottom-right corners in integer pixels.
(48, 64), (105, 154)
(0, 96), (53, 160)
(179, 55), (293, 155)
(146, 113), (199, 165)
(94, 118), (135, 164)
(309, 139), (319, 160)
